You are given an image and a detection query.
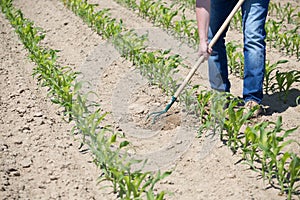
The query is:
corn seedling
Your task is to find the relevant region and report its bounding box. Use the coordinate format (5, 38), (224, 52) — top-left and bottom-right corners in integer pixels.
(223, 99), (252, 152)
(180, 84), (200, 113)
(113, 30), (148, 62)
(159, 3), (178, 29)
(265, 19), (282, 49)
(272, 70), (300, 103)
(172, 0), (195, 10)
(226, 41), (244, 78)
(259, 117), (297, 184)
(288, 153), (300, 199)
(242, 124), (262, 169)
(264, 59), (288, 95)
(230, 10), (242, 31)
(197, 91), (228, 138)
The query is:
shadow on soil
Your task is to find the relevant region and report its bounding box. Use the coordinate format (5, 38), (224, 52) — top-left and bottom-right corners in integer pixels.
(262, 88), (300, 115)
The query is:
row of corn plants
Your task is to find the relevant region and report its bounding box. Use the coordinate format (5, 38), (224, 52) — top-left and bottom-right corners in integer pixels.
(169, 0), (300, 58)
(114, 0), (300, 60)
(230, 5), (300, 59)
(268, 2), (300, 25)
(0, 1), (171, 199)
(114, 0), (200, 46)
(197, 91), (300, 199)
(59, 0), (300, 199)
(170, 1), (300, 33)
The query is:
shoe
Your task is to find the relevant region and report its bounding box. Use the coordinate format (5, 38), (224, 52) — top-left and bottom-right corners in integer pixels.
(244, 100), (263, 118)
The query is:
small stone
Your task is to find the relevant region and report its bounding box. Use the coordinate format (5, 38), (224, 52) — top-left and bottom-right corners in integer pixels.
(23, 129), (30, 134)
(34, 112), (43, 117)
(46, 120), (53, 125)
(3, 180), (9, 186)
(7, 168), (18, 173)
(50, 176), (59, 181)
(12, 171), (20, 176)
(27, 103), (34, 108)
(227, 174), (236, 179)
(9, 93), (17, 99)
(20, 158), (32, 168)
(16, 107), (26, 114)
(176, 140), (183, 144)
(18, 89), (25, 94)
(21, 125), (30, 132)
(38, 185), (46, 189)
(26, 118), (34, 123)
(14, 140), (22, 145)
(1, 143), (8, 151)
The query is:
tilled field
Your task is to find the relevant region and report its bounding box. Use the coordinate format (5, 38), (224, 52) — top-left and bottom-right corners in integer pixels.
(1, 0), (299, 199)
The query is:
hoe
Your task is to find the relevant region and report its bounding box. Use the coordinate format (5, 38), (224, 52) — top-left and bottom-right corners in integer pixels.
(147, 0), (245, 123)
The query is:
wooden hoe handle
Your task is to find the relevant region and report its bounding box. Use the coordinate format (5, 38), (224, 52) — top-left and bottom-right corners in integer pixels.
(173, 0), (245, 99)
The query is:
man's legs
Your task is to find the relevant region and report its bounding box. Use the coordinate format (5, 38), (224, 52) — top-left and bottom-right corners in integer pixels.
(242, 0), (269, 104)
(208, 0), (238, 92)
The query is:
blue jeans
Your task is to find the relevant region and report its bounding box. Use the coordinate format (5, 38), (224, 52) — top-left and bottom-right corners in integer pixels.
(208, 0), (269, 104)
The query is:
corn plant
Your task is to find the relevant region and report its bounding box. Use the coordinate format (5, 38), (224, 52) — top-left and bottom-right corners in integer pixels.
(138, 0), (155, 18)
(197, 91), (228, 137)
(172, 0), (195, 10)
(180, 84), (199, 113)
(113, 30), (148, 62)
(62, 0), (98, 26)
(174, 13), (199, 46)
(230, 10), (242, 31)
(258, 117), (297, 184)
(265, 19), (282, 49)
(92, 9), (123, 39)
(242, 124), (262, 169)
(271, 70), (300, 103)
(159, 3), (178, 29)
(114, 0), (138, 10)
(288, 153), (300, 199)
(197, 90), (213, 136)
(283, 3), (298, 24)
(264, 59), (288, 95)
(226, 41), (244, 78)
(222, 99), (253, 152)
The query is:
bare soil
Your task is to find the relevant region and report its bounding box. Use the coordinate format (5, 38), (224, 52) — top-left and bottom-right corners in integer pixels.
(1, 0), (299, 200)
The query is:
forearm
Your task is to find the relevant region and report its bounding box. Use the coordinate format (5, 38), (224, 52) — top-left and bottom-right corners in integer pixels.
(196, 0), (210, 43)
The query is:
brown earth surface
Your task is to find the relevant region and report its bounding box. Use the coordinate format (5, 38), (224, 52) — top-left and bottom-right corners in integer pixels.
(1, 0), (299, 200)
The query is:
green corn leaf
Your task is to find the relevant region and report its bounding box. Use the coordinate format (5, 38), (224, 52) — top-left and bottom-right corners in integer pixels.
(119, 141), (130, 149)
